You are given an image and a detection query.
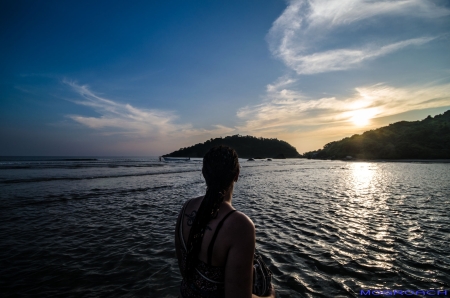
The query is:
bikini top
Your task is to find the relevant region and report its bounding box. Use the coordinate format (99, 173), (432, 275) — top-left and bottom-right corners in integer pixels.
(178, 199), (236, 297)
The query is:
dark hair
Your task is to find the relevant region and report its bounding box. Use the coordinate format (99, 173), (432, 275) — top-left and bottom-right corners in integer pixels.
(184, 145), (240, 278)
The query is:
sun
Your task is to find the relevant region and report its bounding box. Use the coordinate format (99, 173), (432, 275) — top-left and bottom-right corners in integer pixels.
(351, 113), (370, 126)
(350, 109), (377, 126)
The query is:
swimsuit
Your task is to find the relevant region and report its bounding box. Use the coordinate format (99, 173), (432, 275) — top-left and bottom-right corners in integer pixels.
(178, 199), (236, 298)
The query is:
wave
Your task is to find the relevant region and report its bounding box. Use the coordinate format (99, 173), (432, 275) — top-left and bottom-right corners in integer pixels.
(8, 185), (173, 208)
(3, 179), (206, 210)
(0, 169), (198, 184)
(0, 162), (165, 170)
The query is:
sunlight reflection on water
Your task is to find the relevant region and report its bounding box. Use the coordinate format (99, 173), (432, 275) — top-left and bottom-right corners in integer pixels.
(0, 158), (449, 297)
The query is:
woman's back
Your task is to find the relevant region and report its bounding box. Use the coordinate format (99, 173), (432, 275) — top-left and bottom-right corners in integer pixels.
(175, 196), (256, 298)
(178, 196), (238, 266)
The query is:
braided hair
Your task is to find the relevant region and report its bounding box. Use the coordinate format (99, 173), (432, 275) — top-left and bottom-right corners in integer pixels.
(184, 145), (240, 279)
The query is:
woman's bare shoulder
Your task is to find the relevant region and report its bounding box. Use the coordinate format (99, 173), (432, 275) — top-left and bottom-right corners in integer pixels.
(191, 195), (204, 203)
(180, 196), (204, 210)
(227, 210), (255, 235)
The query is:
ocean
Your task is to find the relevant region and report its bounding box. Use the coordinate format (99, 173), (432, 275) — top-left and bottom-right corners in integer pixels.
(0, 157), (449, 297)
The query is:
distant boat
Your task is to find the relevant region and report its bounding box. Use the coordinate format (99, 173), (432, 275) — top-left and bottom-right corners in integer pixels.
(161, 157), (190, 162)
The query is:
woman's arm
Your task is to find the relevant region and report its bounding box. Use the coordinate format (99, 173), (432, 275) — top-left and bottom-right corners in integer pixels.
(224, 212), (255, 298)
(224, 212), (276, 298)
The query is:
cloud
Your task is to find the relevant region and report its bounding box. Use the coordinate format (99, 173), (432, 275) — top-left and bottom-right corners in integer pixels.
(236, 79), (450, 136)
(65, 80), (184, 136)
(306, 0), (449, 28)
(236, 78), (450, 152)
(285, 37), (435, 74)
(268, 0), (449, 74)
(64, 80), (235, 143)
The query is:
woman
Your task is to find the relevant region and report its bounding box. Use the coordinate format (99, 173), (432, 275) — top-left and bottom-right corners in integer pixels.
(175, 146), (276, 298)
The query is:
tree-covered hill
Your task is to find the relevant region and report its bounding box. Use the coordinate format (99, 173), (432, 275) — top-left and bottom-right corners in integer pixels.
(163, 135), (300, 158)
(303, 110), (450, 160)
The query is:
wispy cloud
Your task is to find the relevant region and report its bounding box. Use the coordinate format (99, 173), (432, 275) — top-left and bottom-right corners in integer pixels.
(268, 0), (449, 74)
(64, 80), (235, 150)
(283, 37), (435, 74)
(236, 77), (450, 152)
(236, 79), (450, 150)
(306, 0), (449, 28)
(65, 80), (185, 136)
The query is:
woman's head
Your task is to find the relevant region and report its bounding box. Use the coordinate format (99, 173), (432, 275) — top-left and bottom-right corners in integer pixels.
(184, 146), (239, 278)
(202, 145), (240, 192)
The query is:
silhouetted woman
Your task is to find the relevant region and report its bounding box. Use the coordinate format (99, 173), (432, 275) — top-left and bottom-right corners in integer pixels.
(175, 146), (276, 298)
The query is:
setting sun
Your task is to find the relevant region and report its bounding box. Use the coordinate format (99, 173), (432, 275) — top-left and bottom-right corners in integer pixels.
(351, 114), (369, 126)
(350, 109), (378, 126)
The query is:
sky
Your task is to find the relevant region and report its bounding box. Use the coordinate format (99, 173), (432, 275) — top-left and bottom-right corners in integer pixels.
(1, 0), (450, 156)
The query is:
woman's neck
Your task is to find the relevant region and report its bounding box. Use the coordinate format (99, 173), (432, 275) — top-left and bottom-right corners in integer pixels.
(222, 183), (234, 205)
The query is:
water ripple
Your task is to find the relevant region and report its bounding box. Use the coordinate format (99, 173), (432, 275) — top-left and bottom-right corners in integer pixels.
(1, 159), (449, 297)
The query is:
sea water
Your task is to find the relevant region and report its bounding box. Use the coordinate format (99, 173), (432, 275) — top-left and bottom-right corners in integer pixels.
(0, 157), (449, 297)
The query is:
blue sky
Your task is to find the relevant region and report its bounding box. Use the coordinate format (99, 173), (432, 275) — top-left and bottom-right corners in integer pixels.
(1, 0), (450, 156)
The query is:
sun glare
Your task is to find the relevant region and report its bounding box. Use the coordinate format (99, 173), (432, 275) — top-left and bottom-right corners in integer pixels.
(351, 114), (369, 126)
(350, 109), (378, 126)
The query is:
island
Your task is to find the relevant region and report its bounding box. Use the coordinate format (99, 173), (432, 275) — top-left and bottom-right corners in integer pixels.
(302, 110), (450, 160)
(163, 135), (301, 159)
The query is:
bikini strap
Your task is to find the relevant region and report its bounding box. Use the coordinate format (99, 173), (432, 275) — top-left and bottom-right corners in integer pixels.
(179, 199), (193, 250)
(207, 209), (237, 266)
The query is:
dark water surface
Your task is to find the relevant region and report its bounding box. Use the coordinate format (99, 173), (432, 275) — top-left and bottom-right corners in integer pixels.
(1, 157), (449, 297)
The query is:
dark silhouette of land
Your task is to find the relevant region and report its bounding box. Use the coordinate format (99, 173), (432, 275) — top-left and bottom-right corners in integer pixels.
(163, 135), (300, 159)
(303, 110), (450, 160)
